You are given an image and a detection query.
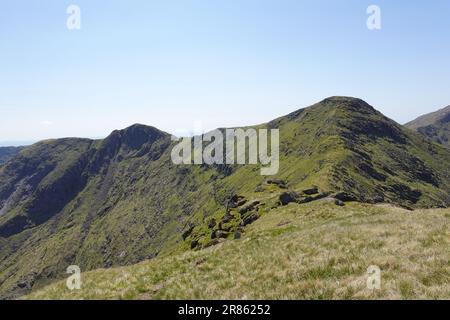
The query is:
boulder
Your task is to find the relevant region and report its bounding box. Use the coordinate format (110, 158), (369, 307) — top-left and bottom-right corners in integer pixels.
(266, 179), (288, 189)
(215, 230), (229, 239)
(181, 224), (195, 240)
(302, 186), (319, 195)
(208, 218), (216, 229)
(222, 212), (233, 223)
(240, 213), (259, 226)
(279, 192), (299, 205)
(333, 192), (358, 202)
(211, 229), (229, 239)
(313, 192), (331, 200)
(238, 201), (260, 214)
(254, 185), (265, 192)
(296, 196), (314, 204)
(369, 195), (384, 203)
(190, 239), (199, 249)
(236, 198), (247, 207)
(296, 192), (331, 204)
(229, 194), (246, 208)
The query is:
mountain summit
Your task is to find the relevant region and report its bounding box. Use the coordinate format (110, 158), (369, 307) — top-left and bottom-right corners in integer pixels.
(103, 124), (169, 152)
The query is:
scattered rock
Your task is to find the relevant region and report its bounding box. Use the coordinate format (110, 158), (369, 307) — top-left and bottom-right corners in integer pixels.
(236, 198), (247, 207)
(204, 239), (219, 248)
(302, 186), (319, 195)
(369, 195), (384, 203)
(280, 190), (331, 206)
(333, 192), (358, 202)
(296, 196), (314, 204)
(279, 192), (299, 205)
(208, 218), (216, 229)
(334, 199), (345, 206)
(314, 192), (331, 200)
(229, 195), (247, 208)
(222, 212), (233, 223)
(219, 223), (233, 232)
(190, 239), (199, 249)
(215, 230), (229, 239)
(240, 213), (259, 226)
(297, 192), (331, 204)
(211, 229), (230, 239)
(254, 185), (265, 192)
(238, 201), (260, 214)
(234, 231), (242, 239)
(181, 224), (195, 240)
(204, 238), (226, 248)
(267, 179), (288, 189)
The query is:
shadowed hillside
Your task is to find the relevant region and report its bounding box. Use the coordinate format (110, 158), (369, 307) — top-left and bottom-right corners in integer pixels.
(406, 105), (450, 149)
(0, 147), (23, 165)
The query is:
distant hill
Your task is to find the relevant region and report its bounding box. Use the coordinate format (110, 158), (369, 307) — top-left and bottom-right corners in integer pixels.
(2, 97), (450, 299)
(406, 105), (450, 148)
(0, 146), (24, 165)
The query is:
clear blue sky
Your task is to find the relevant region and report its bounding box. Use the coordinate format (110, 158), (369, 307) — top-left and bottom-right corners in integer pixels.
(1, 0), (450, 144)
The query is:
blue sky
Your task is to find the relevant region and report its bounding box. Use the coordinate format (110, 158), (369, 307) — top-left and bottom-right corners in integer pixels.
(1, 0), (450, 144)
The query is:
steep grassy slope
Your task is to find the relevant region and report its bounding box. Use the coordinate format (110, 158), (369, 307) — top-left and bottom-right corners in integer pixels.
(0, 146), (23, 165)
(266, 97), (450, 207)
(183, 97), (450, 252)
(2, 97), (450, 299)
(0, 126), (199, 298)
(25, 201), (450, 300)
(406, 105), (450, 149)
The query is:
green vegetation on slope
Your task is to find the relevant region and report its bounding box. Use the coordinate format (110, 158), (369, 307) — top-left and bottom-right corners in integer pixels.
(2, 97), (450, 299)
(25, 201), (450, 300)
(406, 105), (450, 148)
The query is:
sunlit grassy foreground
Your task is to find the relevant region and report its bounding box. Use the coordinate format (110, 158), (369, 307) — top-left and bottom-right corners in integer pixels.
(25, 202), (449, 300)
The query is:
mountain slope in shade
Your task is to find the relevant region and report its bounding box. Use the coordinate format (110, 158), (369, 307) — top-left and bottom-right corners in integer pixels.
(0, 146), (23, 165)
(2, 97), (450, 298)
(406, 105), (450, 148)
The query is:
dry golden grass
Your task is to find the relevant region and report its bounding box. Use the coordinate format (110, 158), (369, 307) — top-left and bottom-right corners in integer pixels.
(25, 202), (449, 300)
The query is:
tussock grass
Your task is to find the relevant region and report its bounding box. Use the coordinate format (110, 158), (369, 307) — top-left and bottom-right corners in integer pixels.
(25, 202), (449, 300)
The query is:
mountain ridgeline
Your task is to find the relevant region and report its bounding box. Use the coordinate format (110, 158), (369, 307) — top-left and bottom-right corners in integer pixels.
(406, 104), (450, 149)
(0, 147), (23, 165)
(1, 97), (450, 299)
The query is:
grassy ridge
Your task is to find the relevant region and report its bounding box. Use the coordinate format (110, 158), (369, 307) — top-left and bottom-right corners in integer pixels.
(25, 201), (450, 300)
